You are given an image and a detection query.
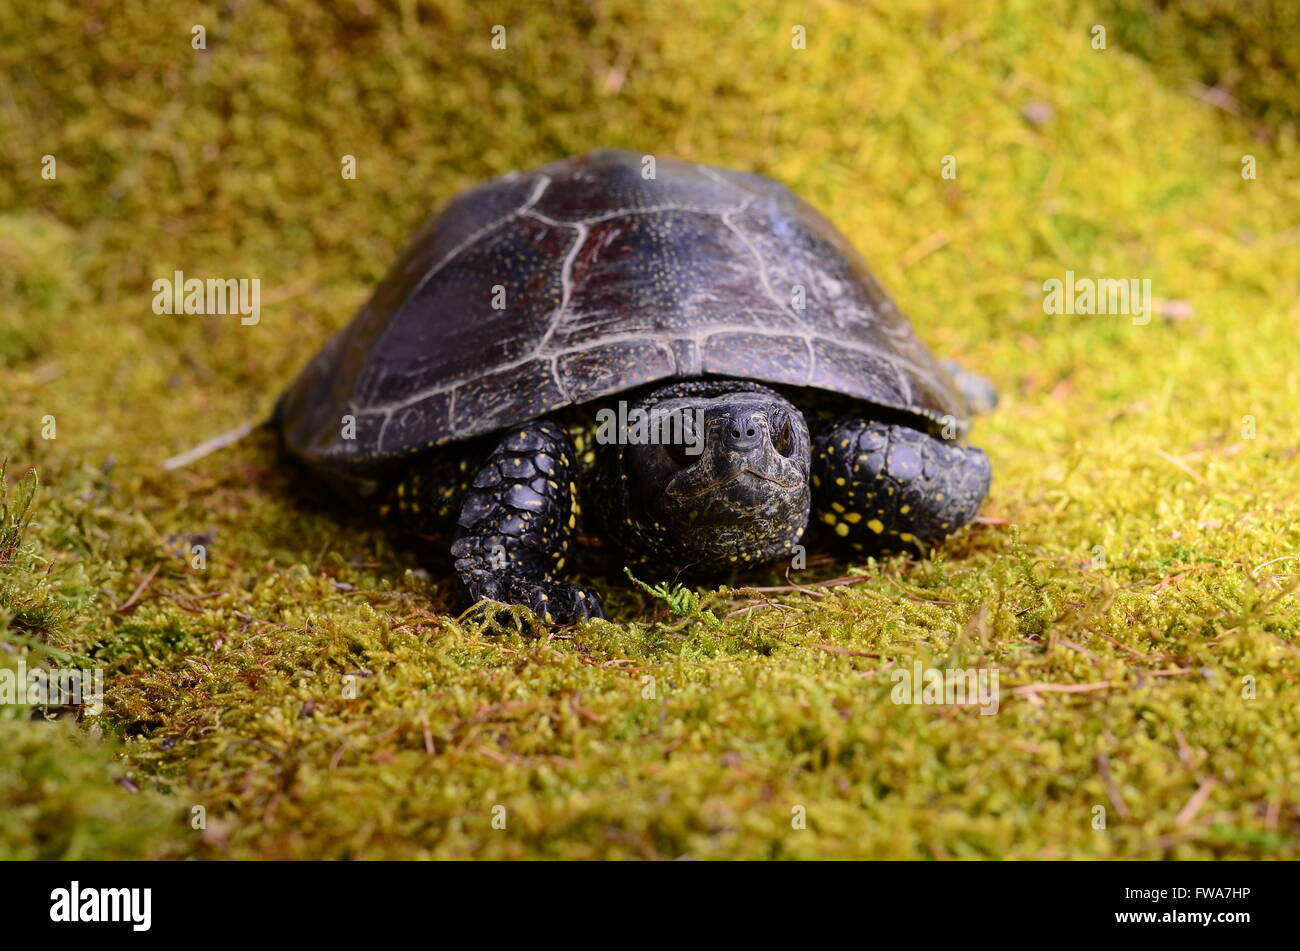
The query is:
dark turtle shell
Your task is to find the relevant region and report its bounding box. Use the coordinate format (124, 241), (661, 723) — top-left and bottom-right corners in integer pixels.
(278, 149), (968, 481)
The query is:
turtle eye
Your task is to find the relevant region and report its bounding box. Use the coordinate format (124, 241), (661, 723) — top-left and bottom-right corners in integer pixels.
(660, 411), (699, 466)
(665, 442), (695, 467)
(774, 421), (795, 457)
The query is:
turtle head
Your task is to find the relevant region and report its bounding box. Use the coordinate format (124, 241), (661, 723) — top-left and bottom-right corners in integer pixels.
(609, 383), (811, 571)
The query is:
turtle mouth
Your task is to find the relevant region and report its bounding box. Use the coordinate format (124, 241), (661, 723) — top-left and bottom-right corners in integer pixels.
(668, 464), (801, 499)
(741, 466), (803, 489)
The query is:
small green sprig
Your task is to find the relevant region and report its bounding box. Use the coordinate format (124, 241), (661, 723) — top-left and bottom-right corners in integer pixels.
(623, 567), (723, 628)
(0, 460), (39, 569)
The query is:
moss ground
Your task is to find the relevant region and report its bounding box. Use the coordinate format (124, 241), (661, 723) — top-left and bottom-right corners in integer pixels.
(1, 0), (1297, 859)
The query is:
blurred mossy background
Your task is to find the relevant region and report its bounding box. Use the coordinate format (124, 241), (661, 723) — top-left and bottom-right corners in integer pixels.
(1, 0), (1297, 859)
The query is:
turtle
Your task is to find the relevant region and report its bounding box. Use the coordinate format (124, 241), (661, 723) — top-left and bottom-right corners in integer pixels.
(276, 150), (995, 624)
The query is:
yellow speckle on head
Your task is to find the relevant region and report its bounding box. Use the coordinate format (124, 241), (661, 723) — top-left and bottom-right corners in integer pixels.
(867, 518), (885, 534)
(811, 475), (822, 487)
(835, 477), (846, 486)
(831, 502), (845, 513)
(900, 505), (910, 514)
(820, 512), (838, 526)
(899, 532), (916, 543)
(844, 512), (861, 523)
(556, 558), (565, 571)
(835, 522), (849, 537)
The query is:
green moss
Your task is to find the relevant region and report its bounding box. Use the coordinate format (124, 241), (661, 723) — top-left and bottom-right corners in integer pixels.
(0, 218), (81, 367)
(0, 720), (186, 860)
(0, 0), (1297, 859)
(1102, 0), (1300, 132)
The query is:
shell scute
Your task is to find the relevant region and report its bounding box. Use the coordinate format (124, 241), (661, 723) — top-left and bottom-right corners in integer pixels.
(278, 150), (966, 478)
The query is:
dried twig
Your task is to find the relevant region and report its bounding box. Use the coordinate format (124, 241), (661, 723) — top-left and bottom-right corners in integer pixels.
(569, 692), (605, 724)
(744, 573), (866, 596)
(1252, 555), (1298, 576)
(882, 573), (956, 604)
(113, 561), (161, 614)
(809, 643), (882, 658)
(1175, 777), (1217, 828)
(1085, 626), (1149, 658)
(1172, 728), (1197, 772)
(1153, 447), (1208, 486)
(419, 710), (435, 755)
(1054, 637), (1100, 662)
(1011, 681), (1112, 696)
(161, 420), (255, 470)
(723, 600), (800, 619)
(1096, 750), (1131, 820)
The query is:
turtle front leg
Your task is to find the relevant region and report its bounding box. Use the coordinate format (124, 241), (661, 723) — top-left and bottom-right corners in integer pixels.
(450, 419), (604, 625)
(812, 419), (990, 552)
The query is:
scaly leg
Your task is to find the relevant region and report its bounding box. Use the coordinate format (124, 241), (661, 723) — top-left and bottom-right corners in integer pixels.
(450, 419), (604, 624)
(812, 418), (991, 552)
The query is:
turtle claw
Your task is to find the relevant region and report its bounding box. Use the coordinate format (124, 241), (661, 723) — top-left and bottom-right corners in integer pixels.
(463, 574), (605, 627)
(537, 582), (606, 624)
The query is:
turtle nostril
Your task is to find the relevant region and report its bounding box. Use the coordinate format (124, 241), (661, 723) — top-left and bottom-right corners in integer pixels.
(723, 412), (764, 451)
